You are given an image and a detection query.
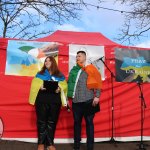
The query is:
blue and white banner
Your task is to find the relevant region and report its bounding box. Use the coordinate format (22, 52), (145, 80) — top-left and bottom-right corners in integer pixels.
(115, 48), (150, 83)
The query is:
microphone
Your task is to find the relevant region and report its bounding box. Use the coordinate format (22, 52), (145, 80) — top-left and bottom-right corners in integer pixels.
(136, 81), (143, 85)
(91, 56), (104, 65)
(66, 104), (71, 112)
(97, 56), (104, 61)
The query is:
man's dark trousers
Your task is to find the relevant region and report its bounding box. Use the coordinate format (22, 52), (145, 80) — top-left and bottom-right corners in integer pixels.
(72, 102), (95, 150)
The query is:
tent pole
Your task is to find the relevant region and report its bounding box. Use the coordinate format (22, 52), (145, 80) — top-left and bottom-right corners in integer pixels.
(136, 82), (147, 150)
(99, 57), (116, 143)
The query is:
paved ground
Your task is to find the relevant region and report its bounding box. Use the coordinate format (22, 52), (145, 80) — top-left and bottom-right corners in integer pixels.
(0, 140), (150, 150)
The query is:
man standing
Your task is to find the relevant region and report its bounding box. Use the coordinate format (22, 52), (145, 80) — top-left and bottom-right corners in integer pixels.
(67, 51), (102, 150)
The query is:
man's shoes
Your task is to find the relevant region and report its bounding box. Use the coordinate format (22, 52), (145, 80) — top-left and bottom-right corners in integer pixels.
(73, 143), (80, 150)
(87, 145), (94, 150)
(37, 144), (44, 150)
(47, 145), (56, 150)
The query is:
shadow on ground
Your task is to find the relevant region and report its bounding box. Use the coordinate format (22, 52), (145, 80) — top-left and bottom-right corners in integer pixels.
(0, 140), (150, 150)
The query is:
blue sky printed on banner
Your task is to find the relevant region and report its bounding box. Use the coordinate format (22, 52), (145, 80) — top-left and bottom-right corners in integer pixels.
(5, 40), (52, 76)
(121, 57), (150, 68)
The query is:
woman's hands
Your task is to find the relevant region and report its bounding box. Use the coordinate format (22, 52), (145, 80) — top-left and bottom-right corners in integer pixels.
(40, 85), (46, 90)
(66, 100), (71, 112)
(55, 87), (61, 93)
(40, 85), (61, 93)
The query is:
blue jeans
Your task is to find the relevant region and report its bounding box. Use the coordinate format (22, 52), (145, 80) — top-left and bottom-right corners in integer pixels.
(72, 102), (95, 150)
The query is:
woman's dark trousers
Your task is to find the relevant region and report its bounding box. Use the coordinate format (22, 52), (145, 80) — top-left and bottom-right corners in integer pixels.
(35, 101), (61, 146)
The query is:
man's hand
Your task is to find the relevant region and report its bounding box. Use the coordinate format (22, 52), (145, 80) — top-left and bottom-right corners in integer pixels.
(66, 100), (71, 112)
(92, 97), (100, 107)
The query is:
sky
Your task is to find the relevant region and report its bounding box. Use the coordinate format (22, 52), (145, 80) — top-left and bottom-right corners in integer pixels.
(52, 0), (150, 48)
(0, 0), (150, 48)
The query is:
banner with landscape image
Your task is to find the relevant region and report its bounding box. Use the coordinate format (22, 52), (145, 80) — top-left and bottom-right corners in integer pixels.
(5, 40), (58, 76)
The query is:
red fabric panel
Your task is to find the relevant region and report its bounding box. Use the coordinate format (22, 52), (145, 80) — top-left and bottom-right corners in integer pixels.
(0, 33), (150, 139)
(36, 30), (119, 46)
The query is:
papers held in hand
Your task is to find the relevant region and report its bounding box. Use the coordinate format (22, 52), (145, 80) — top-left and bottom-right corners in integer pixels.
(44, 80), (58, 93)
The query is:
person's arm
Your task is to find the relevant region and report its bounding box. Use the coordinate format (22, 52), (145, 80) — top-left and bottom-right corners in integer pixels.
(29, 78), (43, 105)
(95, 89), (101, 98)
(58, 79), (68, 107)
(93, 89), (101, 107)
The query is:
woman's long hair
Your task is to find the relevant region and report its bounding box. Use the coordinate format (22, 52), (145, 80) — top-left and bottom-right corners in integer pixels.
(39, 56), (62, 77)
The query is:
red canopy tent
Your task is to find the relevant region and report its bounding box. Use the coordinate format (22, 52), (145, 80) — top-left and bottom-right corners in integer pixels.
(0, 30), (150, 142)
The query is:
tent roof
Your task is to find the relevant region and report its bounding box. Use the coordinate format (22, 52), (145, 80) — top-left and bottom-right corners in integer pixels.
(0, 30), (119, 50)
(36, 30), (119, 46)
(1, 30), (148, 49)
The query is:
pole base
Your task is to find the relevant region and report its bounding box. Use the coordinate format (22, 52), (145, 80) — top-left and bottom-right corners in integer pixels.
(109, 137), (118, 147)
(137, 142), (148, 150)
(110, 137), (116, 143)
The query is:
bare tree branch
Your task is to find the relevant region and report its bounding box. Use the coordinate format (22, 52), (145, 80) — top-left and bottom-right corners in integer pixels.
(115, 0), (150, 44)
(0, 0), (95, 39)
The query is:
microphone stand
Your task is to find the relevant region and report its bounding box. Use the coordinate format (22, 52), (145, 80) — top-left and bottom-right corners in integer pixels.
(99, 57), (116, 143)
(137, 82), (147, 150)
